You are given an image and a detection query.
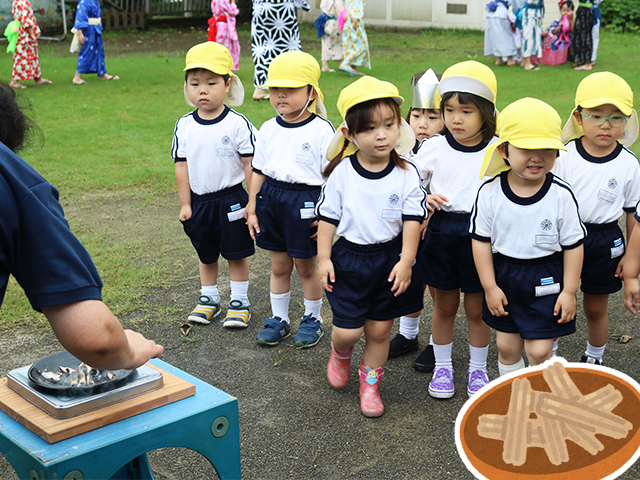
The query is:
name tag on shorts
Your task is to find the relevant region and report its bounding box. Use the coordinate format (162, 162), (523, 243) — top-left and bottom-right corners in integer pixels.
(295, 154), (314, 165)
(381, 209), (402, 220)
(300, 207), (316, 219)
(534, 233), (558, 246)
(535, 277), (560, 297)
(217, 147), (234, 157)
(597, 189), (616, 203)
(227, 205), (245, 222)
(611, 238), (624, 258)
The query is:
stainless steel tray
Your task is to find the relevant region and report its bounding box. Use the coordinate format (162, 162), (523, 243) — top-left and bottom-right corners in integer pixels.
(7, 364), (163, 419)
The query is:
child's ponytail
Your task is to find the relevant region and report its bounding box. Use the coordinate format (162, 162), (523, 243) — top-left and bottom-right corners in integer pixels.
(323, 138), (350, 179)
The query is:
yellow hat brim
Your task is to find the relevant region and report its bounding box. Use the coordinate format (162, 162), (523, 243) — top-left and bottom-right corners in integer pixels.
(479, 138), (567, 179)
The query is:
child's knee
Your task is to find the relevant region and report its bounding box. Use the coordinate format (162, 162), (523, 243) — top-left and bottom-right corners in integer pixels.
(524, 341), (553, 366)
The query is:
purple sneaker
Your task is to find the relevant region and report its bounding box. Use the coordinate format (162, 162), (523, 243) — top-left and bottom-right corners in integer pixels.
(467, 369), (490, 397)
(428, 367), (455, 399)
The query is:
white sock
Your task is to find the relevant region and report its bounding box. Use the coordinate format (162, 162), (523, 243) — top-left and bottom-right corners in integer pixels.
(304, 298), (323, 322)
(433, 342), (453, 370)
(585, 342), (606, 362)
(498, 357), (525, 377)
(429, 334), (434, 346)
(229, 280), (249, 302)
(552, 339), (559, 357)
(200, 285), (219, 302)
(469, 344), (488, 371)
(270, 291), (291, 323)
(399, 316), (420, 340)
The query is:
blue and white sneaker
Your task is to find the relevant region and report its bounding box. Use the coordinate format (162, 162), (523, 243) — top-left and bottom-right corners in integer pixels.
(256, 317), (290, 346)
(187, 295), (221, 324)
(293, 314), (323, 348)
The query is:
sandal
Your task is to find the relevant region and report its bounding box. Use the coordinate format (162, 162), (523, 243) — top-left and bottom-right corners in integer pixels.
(34, 78), (52, 85)
(9, 81), (26, 89)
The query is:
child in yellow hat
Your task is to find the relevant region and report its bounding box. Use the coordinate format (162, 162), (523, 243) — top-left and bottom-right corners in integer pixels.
(412, 60), (498, 399)
(471, 97), (585, 374)
(245, 50), (334, 348)
(555, 72), (640, 365)
(172, 41), (256, 328)
(316, 75), (426, 417)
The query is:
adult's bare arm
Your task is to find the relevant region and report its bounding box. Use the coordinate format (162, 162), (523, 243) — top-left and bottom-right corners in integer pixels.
(42, 300), (164, 370)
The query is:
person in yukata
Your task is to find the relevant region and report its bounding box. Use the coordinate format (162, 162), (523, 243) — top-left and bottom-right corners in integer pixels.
(71, 0), (119, 85)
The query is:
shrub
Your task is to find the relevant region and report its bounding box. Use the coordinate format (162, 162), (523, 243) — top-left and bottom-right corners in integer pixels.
(600, 0), (640, 33)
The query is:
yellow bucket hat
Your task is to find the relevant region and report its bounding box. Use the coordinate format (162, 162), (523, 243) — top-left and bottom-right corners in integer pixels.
(438, 60), (497, 105)
(480, 98), (566, 178)
(561, 71), (638, 146)
(183, 41), (244, 107)
(261, 50), (326, 119)
(326, 76), (415, 160)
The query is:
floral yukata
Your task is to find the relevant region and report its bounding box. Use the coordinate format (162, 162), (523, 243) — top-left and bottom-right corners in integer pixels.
(342, 0), (370, 69)
(210, 0), (241, 70)
(11, 0), (41, 82)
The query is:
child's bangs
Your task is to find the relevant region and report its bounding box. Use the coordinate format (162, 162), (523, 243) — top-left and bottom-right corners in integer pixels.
(346, 98), (402, 133)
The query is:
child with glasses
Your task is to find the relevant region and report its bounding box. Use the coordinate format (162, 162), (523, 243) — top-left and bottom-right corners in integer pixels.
(555, 72), (640, 365)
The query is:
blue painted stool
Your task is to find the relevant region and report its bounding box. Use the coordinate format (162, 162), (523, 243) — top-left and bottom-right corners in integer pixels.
(0, 359), (241, 480)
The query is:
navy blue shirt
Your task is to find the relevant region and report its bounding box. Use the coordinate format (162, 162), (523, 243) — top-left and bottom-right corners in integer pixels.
(0, 142), (102, 310)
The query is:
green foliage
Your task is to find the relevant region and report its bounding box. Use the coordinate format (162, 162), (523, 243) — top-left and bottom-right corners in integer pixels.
(600, 0), (640, 33)
(237, 0), (252, 23)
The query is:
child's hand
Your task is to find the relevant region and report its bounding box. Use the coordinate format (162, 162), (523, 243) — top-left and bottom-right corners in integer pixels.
(426, 194), (448, 213)
(319, 259), (335, 292)
(554, 291), (577, 323)
(485, 286), (508, 317)
(420, 220), (428, 240)
(615, 254), (625, 278)
(624, 278), (640, 315)
(388, 260), (412, 297)
(77, 29), (85, 44)
(246, 213), (260, 241)
(310, 219), (318, 242)
(179, 205), (192, 222)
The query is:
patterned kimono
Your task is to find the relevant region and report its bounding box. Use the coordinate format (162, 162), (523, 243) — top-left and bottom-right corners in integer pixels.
(569, 2), (594, 65)
(320, 0), (344, 62)
(211, 0), (240, 70)
(342, 0), (370, 69)
(11, 0), (41, 81)
(251, 0), (300, 88)
(74, 0), (107, 77)
(521, 0), (543, 58)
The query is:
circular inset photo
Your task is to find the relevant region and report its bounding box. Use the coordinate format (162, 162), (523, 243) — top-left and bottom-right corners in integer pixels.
(456, 357), (640, 479)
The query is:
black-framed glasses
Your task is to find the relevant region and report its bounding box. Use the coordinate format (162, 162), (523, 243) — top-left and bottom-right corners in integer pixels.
(580, 111), (629, 127)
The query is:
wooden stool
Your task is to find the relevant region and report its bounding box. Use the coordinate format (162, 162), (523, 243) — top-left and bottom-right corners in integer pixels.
(0, 359), (241, 479)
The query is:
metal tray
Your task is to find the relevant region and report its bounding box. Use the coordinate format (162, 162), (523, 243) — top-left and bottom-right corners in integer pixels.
(7, 364), (163, 419)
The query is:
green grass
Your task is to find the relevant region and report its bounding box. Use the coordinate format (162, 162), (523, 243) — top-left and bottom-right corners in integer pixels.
(0, 23), (638, 328)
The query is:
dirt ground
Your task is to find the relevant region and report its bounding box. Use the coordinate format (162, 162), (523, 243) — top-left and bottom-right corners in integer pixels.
(1, 28), (640, 480)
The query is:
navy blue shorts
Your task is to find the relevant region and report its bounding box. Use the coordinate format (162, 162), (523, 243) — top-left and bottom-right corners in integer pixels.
(326, 236), (424, 329)
(581, 222), (624, 295)
(417, 211), (482, 293)
(483, 252), (576, 340)
(181, 184), (255, 264)
(255, 177), (320, 258)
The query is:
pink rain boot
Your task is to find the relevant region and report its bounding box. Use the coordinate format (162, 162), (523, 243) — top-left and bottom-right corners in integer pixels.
(327, 342), (353, 389)
(359, 360), (385, 417)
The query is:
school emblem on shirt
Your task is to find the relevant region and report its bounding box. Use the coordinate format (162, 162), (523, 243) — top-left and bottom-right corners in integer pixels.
(302, 142), (312, 153)
(608, 178), (618, 190)
(540, 219), (552, 231)
(221, 135), (231, 145)
(389, 194), (400, 206)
